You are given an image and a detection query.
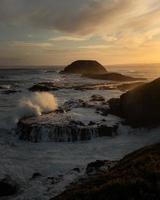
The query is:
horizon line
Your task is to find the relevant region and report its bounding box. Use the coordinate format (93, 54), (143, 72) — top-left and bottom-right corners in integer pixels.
(0, 62), (160, 69)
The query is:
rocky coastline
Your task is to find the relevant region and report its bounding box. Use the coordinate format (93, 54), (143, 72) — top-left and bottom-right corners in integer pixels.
(53, 143), (160, 200)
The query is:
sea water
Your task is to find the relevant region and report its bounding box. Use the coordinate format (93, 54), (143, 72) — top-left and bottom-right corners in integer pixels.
(0, 64), (160, 199)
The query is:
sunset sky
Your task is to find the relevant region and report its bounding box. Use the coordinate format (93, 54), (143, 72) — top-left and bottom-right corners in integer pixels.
(0, 0), (160, 66)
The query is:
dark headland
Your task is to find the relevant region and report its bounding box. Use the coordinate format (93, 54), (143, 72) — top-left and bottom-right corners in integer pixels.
(108, 77), (160, 127)
(53, 143), (160, 200)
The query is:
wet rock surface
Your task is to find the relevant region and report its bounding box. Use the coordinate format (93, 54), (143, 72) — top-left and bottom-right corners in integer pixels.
(16, 97), (120, 142)
(53, 143), (160, 200)
(17, 117), (119, 142)
(62, 99), (85, 111)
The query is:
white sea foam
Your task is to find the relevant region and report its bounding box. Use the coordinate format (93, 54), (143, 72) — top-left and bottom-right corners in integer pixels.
(18, 92), (58, 117)
(0, 92), (58, 129)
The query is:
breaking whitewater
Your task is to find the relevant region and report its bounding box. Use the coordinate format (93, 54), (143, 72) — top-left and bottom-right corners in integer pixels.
(0, 65), (160, 200)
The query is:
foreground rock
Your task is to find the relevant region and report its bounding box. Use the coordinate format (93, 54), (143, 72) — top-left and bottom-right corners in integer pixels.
(0, 176), (19, 197)
(61, 60), (107, 74)
(53, 143), (160, 200)
(84, 72), (145, 82)
(108, 78), (160, 127)
(86, 160), (117, 175)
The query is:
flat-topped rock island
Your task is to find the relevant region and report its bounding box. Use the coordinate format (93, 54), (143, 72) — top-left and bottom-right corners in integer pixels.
(60, 60), (107, 74)
(29, 60), (146, 92)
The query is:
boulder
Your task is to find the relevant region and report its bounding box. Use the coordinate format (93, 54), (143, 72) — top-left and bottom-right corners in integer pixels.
(0, 176), (19, 197)
(61, 60), (107, 74)
(31, 172), (42, 180)
(90, 95), (105, 102)
(86, 160), (117, 175)
(62, 99), (85, 111)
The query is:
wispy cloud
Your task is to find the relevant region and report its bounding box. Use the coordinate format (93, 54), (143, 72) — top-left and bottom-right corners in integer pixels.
(79, 45), (109, 49)
(0, 0), (160, 65)
(49, 36), (88, 42)
(10, 41), (53, 48)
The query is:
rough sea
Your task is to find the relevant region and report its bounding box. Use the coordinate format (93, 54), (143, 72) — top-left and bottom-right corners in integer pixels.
(0, 64), (160, 200)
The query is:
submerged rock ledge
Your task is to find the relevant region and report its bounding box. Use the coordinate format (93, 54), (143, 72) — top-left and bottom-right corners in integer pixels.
(17, 119), (118, 142)
(16, 101), (120, 142)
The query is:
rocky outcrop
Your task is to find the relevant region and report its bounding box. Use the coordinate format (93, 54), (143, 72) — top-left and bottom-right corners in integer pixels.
(90, 95), (105, 102)
(86, 160), (117, 175)
(16, 96), (121, 142)
(120, 78), (160, 127)
(29, 82), (59, 92)
(84, 72), (145, 82)
(108, 78), (160, 127)
(53, 143), (160, 200)
(61, 60), (107, 74)
(16, 95), (121, 143)
(17, 118), (118, 143)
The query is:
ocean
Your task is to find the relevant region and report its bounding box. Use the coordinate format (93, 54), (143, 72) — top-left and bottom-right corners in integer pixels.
(0, 64), (160, 199)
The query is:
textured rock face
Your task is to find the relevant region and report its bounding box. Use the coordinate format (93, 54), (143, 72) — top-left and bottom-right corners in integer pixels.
(120, 78), (160, 127)
(17, 118), (118, 143)
(53, 143), (160, 200)
(61, 60), (107, 74)
(107, 78), (160, 127)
